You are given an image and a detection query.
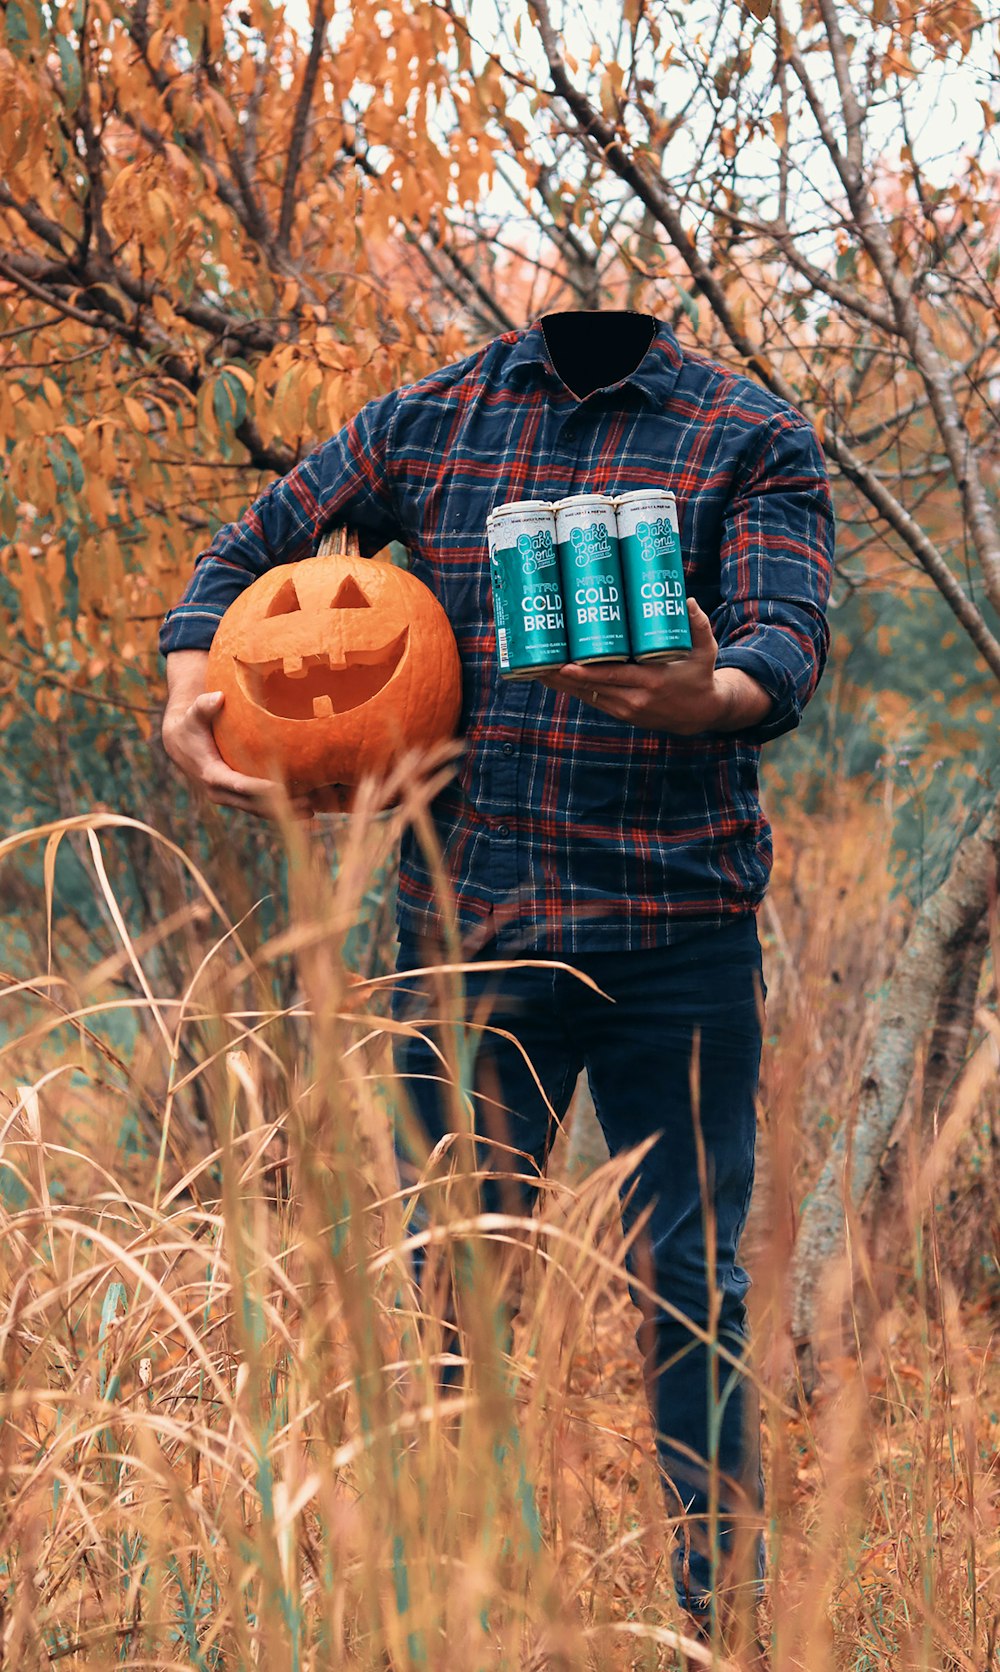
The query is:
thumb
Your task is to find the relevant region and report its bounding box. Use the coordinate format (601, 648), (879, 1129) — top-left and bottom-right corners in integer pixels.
(192, 689), (225, 718)
(686, 596), (716, 645)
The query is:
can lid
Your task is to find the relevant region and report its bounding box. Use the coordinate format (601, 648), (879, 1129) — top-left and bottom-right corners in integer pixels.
(488, 499), (554, 518)
(613, 489), (678, 506)
(553, 493), (615, 510)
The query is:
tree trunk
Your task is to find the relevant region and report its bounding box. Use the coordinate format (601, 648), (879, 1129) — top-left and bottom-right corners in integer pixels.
(790, 793), (1000, 1389)
(920, 913), (992, 1122)
(866, 914), (991, 1307)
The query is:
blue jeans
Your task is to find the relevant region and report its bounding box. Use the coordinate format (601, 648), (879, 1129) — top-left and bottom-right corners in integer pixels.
(389, 916), (767, 1613)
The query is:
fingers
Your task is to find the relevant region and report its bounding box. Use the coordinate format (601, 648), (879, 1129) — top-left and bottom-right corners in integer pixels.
(686, 596), (717, 648)
(535, 670), (577, 697)
(539, 601), (716, 702)
(201, 774), (314, 816)
(205, 789), (282, 818)
(536, 672), (645, 721)
(203, 768), (317, 818)
(536, 672), (595, 703)
(164, 687), (318, 817)
(202, 762), (292, 801)
(548, 659), (667, 689)
(538, 664), (651, 701)
(189, 689), (302, 806)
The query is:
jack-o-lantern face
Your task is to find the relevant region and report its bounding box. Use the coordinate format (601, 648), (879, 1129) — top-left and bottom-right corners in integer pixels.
(205, 552), (462, 794)
(233, 572), (410, 720)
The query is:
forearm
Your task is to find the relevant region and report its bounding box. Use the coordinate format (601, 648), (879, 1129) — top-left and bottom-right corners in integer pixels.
(712, 605), (829, 742)
(163, 649), (210, 734)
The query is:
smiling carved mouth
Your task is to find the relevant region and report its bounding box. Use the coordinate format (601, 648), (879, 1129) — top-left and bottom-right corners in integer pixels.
(235, 629), (409, 719)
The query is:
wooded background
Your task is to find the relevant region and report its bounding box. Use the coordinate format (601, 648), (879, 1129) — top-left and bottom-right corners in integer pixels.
(1, 0), (997, 1366)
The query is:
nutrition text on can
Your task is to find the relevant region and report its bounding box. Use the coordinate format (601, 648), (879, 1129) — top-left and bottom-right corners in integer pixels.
(615, 489), (692, 661)
(486, 500), (568, 679)
(554, 494), (630, 664)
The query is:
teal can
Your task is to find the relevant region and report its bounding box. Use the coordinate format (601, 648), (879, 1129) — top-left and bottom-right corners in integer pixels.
(554, 494), (630, 664)
(486, 500), (567, 679)
(615, 489), (692, 661)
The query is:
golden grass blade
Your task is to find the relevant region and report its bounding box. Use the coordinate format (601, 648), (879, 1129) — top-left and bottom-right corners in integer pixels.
(912, 1023), (999, 1215)
(593, 1617), (740, 1668)
(42, 826), (62, 980)
(85, 828), (174, 1054)
(0, 810), (261, 998)
(11, 1215), (242, 1414)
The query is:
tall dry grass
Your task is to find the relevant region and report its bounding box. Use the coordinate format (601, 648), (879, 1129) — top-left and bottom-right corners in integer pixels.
(0, 754), (997, 1671)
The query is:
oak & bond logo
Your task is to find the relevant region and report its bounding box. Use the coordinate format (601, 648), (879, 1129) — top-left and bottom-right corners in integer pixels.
(635, 517), (676, 563)
(517, 530), (557, 573)
(569, 522), (612, 568)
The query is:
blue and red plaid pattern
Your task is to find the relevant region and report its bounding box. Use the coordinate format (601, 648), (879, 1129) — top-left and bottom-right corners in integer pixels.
(160, 318), (835, 952)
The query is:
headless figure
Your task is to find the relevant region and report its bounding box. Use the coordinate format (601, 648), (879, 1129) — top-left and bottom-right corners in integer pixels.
(540, 310), (656, 401)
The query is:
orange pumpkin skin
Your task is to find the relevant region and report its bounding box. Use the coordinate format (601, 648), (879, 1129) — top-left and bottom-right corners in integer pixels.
(205, 553), (462, 793)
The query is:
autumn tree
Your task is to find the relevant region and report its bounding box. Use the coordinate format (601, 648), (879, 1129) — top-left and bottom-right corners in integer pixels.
(1, 0), (997, 1356)
(0, 0), (500, 688)
(0, 0), (500, 1124)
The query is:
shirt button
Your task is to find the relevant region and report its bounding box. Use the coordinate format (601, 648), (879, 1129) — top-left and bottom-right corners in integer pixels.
(496, 823), (511, 838)
(501, 743), (514, 756)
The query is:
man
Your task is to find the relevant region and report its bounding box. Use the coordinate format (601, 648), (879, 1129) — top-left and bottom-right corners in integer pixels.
(160, 309), (834, 1643)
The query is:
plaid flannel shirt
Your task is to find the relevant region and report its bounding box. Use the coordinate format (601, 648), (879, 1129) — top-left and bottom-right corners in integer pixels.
(159, 317), (835, 953)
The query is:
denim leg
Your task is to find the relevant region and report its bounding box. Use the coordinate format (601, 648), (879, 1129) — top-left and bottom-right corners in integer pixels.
(566, 925), (767, 1614)
(389, 943), (582, 1383)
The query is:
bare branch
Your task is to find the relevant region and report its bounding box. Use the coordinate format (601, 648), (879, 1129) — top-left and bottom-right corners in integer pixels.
(0, 253), (291, 475)
(787, 30), (1000, 610)
(424, 216), (519, 330)
(721, 207), (897, 334)
(814, 0), (865, 189)
(0, 194), (281, 353)
(277, 0), (327, 252)
(827, 427), (1000, 680)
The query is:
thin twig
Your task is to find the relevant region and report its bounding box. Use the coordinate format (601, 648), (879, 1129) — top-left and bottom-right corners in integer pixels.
(278, 0), (328, 251)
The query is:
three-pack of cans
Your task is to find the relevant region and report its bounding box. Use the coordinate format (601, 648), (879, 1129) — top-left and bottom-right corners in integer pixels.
(486, 491), (692, 681)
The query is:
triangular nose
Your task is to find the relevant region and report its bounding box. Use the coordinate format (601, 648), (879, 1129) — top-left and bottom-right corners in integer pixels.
(331, 575), (370, 608)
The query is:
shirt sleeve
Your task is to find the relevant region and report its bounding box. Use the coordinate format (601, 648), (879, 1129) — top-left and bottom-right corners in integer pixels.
(710, 412), (834, 744)
(158, 389), (403, 655)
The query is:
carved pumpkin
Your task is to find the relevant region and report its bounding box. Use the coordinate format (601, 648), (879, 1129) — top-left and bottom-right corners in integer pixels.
(205, 529), (462, 795)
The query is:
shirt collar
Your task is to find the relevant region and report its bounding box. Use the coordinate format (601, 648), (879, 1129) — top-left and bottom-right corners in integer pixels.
(502, 313), (684, 407)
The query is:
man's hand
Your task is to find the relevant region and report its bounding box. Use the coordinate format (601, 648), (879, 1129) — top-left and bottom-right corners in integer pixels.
(162, 649), (316, 820)
(537, 597), (773, 735)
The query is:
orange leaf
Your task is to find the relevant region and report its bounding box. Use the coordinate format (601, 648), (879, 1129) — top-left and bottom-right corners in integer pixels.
(86, 475), (113, 528)
(223, 363), (256, 395)
(123, 396), (149, 434)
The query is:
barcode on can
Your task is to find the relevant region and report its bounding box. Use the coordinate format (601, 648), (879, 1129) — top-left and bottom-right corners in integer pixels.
(497, 626), (509, 667)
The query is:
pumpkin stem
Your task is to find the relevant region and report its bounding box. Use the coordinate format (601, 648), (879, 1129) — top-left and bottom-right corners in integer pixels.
(316, 525), (362, 561)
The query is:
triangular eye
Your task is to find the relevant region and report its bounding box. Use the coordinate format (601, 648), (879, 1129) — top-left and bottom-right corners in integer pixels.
(266, 577), (301, 617)
(331, 576), (371, 609)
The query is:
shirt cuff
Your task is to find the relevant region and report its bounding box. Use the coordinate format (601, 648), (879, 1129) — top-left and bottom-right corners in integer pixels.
(713, 645), (802, 743)
(158, 608), (226, 657)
